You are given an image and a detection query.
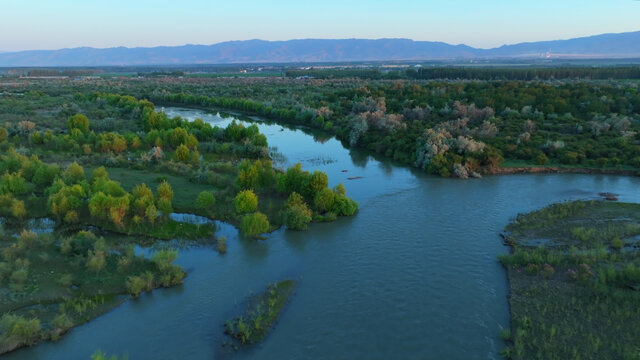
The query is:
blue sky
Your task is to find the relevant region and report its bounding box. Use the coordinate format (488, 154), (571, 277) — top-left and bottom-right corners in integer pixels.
(1, 0), (639, 51)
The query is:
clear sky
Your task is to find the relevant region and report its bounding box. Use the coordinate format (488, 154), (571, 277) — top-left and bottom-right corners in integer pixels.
(1, 0), (639, 52)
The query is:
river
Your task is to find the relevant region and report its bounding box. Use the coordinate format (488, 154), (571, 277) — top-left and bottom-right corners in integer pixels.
(9, 108), (640, 360)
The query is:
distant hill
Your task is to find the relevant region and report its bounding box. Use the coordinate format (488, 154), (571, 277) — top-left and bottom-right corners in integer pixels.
(1, 31), (639, 66)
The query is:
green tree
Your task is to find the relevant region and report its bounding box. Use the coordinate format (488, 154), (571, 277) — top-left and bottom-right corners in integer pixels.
(86, 250), (106, 273)
(170, 127), (189, 148)
(308, 171), (329, 196)
(284, 193), (312, 230)
(331, 194), (359, 216)
(67, 114), (90, 133)
(314, 188), (335, 212)
(11, 199), (26, 219)
(196, 191), (216, 209)
(240, 212), (270, 236)
(237, 160), (259, 189)
(0, 172), (28, 195)
(175, 144), (190, 162)
(91, 166), (109, 182)
(535, 152), (548, 165)
(156, 180), (173, 217)
(63, 162), (85, 184)
(234, 190), (258, 214)
(0, 127), (7, 143)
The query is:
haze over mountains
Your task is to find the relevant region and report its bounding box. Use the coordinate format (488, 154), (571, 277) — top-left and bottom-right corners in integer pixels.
(1, 31), (639, 67)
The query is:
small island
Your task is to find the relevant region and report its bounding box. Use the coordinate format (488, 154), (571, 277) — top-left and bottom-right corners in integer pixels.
(224, 280), (295, 346)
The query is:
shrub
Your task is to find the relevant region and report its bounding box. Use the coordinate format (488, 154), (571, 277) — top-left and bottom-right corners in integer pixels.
(217, 236), (227, 254)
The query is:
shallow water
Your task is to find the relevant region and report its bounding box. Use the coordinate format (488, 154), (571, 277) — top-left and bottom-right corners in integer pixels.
(9, 108), (640, 360)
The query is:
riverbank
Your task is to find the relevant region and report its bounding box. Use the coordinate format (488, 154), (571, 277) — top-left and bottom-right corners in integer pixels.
(491, 165), (637, 176)
(499, 200), (640, 359)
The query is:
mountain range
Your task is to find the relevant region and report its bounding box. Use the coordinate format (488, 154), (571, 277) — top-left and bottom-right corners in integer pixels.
(1, 31), (639, 67)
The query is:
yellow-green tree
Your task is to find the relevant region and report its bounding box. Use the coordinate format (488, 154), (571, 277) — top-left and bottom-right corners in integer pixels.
(234, 190), (258, 214)
(68, 114), (90, 133)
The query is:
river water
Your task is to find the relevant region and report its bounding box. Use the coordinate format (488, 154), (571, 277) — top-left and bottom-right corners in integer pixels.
(9, 108), (640, 360)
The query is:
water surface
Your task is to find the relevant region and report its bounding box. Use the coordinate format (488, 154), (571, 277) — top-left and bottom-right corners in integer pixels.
(10, 108), (640, 360)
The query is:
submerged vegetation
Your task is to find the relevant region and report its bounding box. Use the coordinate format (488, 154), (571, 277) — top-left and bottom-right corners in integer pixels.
(500, 200), (640, 359)
(224, 280), (295, 346)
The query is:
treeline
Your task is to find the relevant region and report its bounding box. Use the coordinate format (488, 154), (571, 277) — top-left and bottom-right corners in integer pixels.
(285, 69), (396, 79)
(405, 66), (640, 80)
(285, 66), (640, 80)
(23, 69), (101, 77)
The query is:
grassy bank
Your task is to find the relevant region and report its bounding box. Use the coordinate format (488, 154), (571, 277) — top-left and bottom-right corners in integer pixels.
(499, 200), (640, 359)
